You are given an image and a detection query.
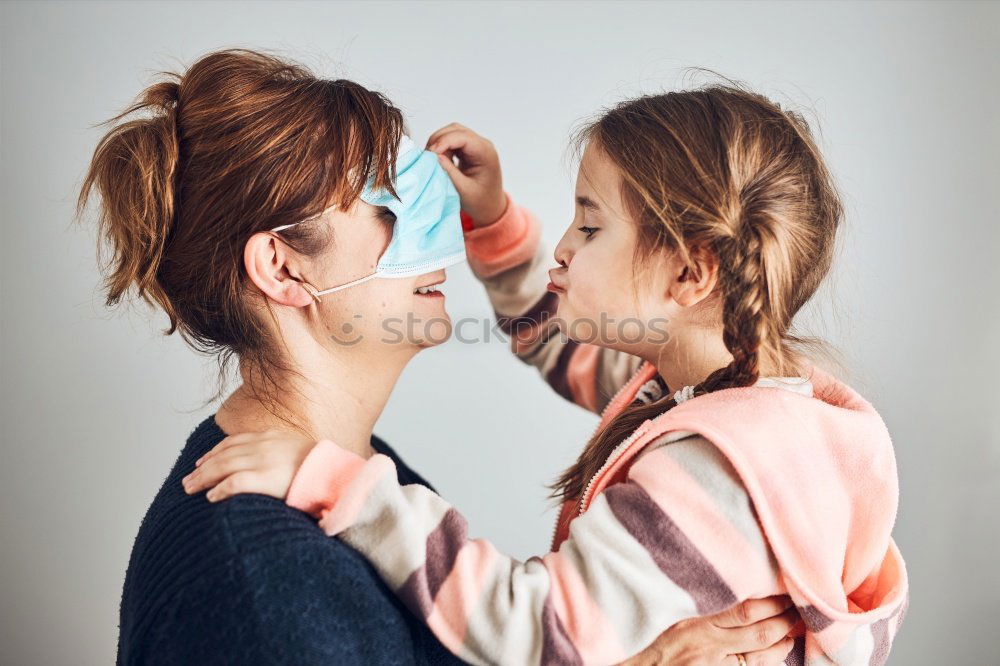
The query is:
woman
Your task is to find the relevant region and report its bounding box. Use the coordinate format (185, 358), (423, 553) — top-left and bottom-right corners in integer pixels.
(80, 48), (797, 664)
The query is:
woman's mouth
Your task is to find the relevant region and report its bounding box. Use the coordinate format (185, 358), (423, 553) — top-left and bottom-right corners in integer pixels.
(414, 285), (443, 297)
(546, 281), (565, 294)
(414, 280), (445, 298)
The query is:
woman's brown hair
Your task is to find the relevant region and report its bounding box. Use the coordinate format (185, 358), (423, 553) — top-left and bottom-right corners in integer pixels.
(77, 49), (404, 408)
(553, 78), (845, 501)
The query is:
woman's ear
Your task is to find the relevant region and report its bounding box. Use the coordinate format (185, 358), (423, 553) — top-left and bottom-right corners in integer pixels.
(667, 245), (719, 308)
(243, 232), (315, 308)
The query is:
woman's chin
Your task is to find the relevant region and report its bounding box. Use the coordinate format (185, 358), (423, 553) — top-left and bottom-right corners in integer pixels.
(415, 317), (453, 348)
(400, 303), (452, 349)
(366, 301), (454, 351)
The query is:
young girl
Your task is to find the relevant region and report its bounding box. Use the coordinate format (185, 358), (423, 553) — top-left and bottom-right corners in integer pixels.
(185, 85), (909, 665)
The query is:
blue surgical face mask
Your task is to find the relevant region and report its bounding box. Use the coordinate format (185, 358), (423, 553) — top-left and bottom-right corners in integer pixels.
(271, 135), (466, 300)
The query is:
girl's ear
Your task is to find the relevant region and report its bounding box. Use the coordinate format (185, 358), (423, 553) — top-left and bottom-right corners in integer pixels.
(244, 232), (316, 308)
(668, 245), (719, 308)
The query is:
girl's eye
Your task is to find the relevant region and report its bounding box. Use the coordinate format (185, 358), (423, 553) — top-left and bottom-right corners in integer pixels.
(577, 225), (599, 239)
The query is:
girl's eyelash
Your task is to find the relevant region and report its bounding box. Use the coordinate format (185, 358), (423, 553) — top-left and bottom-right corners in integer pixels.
(578, 225), (599, 238)
(379, 208), (397, 224)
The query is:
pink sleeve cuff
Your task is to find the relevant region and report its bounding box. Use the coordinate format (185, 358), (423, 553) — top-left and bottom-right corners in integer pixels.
(463, 191), (541, 278)
(286, 439), (368, 518)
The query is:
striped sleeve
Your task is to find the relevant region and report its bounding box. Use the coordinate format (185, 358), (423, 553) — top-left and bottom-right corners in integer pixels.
(464, 192), (643, 413)
(285, 433), (787, 666)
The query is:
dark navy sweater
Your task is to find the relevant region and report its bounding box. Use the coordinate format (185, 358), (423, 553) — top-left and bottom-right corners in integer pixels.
(117, 414), (467, 665)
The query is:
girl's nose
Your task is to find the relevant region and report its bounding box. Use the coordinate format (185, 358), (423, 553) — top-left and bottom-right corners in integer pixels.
(553, 233), (572, 268)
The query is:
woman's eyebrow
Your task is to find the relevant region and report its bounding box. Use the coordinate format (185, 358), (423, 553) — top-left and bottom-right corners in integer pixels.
(575, 195), (601, 211)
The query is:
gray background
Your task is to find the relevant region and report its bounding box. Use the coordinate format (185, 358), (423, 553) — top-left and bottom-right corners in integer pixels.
(2, 1), (997, 664)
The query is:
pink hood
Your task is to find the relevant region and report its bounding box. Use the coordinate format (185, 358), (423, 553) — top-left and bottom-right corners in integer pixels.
(554, 361), (909, 662)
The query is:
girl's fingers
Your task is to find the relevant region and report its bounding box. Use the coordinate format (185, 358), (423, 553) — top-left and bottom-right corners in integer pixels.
(436, 153), (467, 185)
(428, 128), (490, 165)
(424, 125), (451, 147)
(205, 470), (265, 503)
(712, 596), (794, 628)
(195, 431), (271, 466)
(195, 435), (247, 466)
(425, 122), (469, 148)
(427, 131), (474, 159)
(183, 452), (257, 493)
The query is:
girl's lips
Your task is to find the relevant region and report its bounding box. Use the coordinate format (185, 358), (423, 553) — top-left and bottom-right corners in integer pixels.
(415, 290), (445, 299)
(547, 267), (567, 293)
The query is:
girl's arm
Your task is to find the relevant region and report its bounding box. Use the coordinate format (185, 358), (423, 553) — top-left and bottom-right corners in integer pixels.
(429, 122), (644, 414)
(464, 191), (644, 414)
(188, 431), (790, 665)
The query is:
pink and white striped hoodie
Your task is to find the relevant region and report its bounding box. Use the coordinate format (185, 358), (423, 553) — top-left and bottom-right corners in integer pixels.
(285, 194), (909, 665)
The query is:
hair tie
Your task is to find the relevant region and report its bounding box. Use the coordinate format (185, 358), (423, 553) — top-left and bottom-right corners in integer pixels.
(673, 385), (696, 404)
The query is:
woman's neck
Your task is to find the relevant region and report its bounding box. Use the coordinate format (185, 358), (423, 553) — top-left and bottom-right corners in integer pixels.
(216, 345), (411, 459)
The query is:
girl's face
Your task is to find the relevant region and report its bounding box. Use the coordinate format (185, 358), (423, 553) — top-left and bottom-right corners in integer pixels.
(549, 144), (680, 355)
(290, 200), (452, 353)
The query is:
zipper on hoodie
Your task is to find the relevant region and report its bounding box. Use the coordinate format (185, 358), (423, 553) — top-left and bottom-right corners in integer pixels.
(577, 423), (651, 516)
(576, 363), (653, 516)
(550, 362), (658, 549)
(573, 373), (816, 518)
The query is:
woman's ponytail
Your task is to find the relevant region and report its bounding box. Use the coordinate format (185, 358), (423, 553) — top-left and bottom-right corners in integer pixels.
(78, 78), (181, 330)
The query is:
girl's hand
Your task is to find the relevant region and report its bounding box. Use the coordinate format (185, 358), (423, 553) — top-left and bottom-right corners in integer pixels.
(181, 430), (317, 502)
(618, 596), (800, 665)
(426, 123), (507, 226)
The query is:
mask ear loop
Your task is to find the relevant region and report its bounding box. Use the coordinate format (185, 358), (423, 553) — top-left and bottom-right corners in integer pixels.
(301, 282), (323, 305)
(271, 205), (379, 304)
(299, 271), (381, 305)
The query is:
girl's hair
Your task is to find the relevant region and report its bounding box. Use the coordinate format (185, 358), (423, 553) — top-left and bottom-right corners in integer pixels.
(553, 80), (844, 501)
(77, 49), (404, 409)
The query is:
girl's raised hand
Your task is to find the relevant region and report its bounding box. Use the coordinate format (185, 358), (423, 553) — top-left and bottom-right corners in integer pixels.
(426, 123), (507, 226)
(181, 430), (317, 502)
